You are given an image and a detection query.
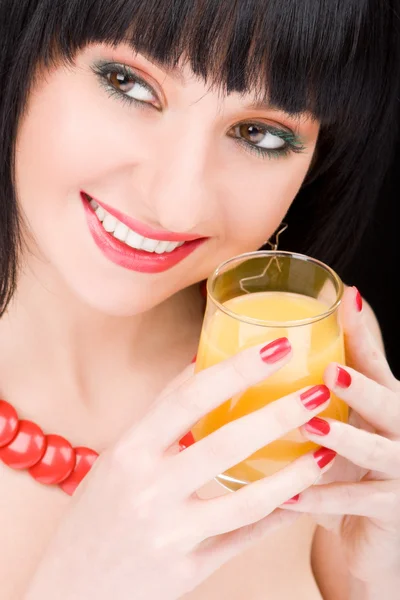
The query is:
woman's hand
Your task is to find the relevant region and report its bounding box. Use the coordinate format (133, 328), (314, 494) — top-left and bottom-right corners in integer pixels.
(281, 286), (400, 587)
(25, 338), (335, 600)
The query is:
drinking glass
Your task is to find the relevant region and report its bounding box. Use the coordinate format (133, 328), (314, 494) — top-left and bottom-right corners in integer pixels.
(191, 251), (347, 491)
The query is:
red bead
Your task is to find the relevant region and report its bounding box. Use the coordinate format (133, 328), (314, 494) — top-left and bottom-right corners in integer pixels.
(29, 434), (76, 485)
(58, 447), (99, 496)
(0, 420), (46, 469)
(0, 400), (19, 447)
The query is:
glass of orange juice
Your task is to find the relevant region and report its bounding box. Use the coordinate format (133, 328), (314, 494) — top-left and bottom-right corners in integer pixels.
(191, 251), (347, 491)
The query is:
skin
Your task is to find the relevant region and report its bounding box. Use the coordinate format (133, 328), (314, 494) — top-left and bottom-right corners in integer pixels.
(15, 43), (318, 317)
(0, 41), (320, 599)
(2, 41), (318, 435)
(0, 42), (398, 599)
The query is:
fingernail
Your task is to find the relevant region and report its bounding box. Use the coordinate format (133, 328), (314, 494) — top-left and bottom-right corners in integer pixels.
(260, 338), (291, 364)
(300, 385), (330, 410)
(314, 447), (337, 470)
(200, 280), (208, 299)
(284, 494), (300, 505)
(353, 287), (363, 312)
(179, 432), (195, 451)
(336, 366), (351, 389)
(191, 355), (197, 364)
(305, 417), (331, 436)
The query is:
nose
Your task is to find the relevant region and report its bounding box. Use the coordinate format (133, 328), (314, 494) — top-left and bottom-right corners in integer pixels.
(142, 123), (217, 234)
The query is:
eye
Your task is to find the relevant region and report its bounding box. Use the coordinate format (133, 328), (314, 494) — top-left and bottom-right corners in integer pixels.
(235, 124), (286, 150)
(93, 62), (161, 109)
(228, 121), (305, 160)
(107, 71), (156, 103)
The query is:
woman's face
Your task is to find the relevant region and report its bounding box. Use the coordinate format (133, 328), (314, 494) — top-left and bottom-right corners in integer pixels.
(15, 43), (320, 315)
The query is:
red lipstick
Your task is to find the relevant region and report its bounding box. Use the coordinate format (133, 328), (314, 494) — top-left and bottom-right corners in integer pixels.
(81, 192), (206, 274)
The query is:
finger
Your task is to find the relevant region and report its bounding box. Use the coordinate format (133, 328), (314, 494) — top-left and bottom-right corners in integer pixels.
(324, 363), (400, 435)
(157, 359), (196, 397)
(136, 337), (293, 451)
(280, 479), (400, 523)
(176, 383), (331, 492)
(301, 417), (400, 478)
(341, 286), (397, 391)
(147, 360), (197, 458)
(193, 509), (299, 578)
(194, 447), (336, 537)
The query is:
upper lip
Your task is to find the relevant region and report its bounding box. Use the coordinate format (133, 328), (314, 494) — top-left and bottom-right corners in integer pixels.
(82, 192), (206, 243)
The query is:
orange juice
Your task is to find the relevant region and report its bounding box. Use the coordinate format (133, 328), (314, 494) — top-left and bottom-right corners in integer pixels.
(192, 291), (347, 490)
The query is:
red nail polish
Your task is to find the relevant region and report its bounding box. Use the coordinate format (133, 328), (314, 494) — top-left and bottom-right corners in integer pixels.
(300, 385), (330, 410)
(200, 280), (208, 299)
(284, 494), (300, 505)
(179, 432), (195, 451)
(305, 417), (331, 436)
(260, 338), (291, 364)
(353, 287), (363, 312)
(336, 366), (351, 389)
(313, 447), (337, 470)
(191, 355), (197, 364)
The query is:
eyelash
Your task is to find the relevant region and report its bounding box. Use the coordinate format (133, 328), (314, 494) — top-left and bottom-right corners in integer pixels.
(92, 62), (156, 111)
(231, 128), (305, 161)
(92, 61), (305, 160)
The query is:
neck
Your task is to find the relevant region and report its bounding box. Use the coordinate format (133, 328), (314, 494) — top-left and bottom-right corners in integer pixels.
(0, 256), (203, 422)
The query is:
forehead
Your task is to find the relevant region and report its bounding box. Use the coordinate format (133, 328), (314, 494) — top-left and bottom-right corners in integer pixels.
(42, 0), (372, 126)
(78, 42), (314, 127)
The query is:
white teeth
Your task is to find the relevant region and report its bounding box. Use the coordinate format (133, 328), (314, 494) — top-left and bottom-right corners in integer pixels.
(88, 197), (188, 254)
(103, 215), (118, 233)
(126, 230), (145, 249)
(141, 238), (160, 253)
(113, 222), (129, 242)
(95, 206), (105, 222)
(165, 242), (178, 253)
(154, 241), (170, 254)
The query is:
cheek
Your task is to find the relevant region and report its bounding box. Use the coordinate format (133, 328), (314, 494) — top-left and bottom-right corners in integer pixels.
(222, 157), (311, 247)
(15, 68), (142, 214)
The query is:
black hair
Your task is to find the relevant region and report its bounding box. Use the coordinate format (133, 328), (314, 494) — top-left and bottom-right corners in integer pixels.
(0, 0), (399, 314)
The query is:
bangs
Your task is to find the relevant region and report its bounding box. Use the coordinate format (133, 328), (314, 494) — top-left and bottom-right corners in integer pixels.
(0, 0), (397, 314)
(39, 0), (384, 126)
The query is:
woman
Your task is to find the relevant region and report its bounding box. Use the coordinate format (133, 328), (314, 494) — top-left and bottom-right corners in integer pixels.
(0, 0), (399, 598)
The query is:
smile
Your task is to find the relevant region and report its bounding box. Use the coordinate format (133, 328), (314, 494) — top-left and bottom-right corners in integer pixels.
(80, 192), (207, 274)
(89, 198), (185, 254)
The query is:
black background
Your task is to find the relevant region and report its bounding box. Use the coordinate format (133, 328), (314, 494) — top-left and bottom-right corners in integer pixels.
(341, 141), (398, 378)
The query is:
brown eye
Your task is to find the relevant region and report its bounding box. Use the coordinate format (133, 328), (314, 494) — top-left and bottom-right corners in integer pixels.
(239, 124), (266, 144)
(233, 123), (286, 149)
(107, 71), (156, 103)
(109, 71), (135, 93)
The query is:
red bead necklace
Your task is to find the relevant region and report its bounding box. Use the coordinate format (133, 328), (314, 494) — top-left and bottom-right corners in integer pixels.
(0, 399), (99, 496)
(0, 281), (207, 496)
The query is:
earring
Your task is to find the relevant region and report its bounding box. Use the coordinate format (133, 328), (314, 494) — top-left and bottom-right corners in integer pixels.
(240, 223), (289, 294)
(262, 222), (288, 251)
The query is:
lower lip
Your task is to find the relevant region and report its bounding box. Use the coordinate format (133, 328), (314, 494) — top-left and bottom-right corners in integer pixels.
(81, 194), (206, 274)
